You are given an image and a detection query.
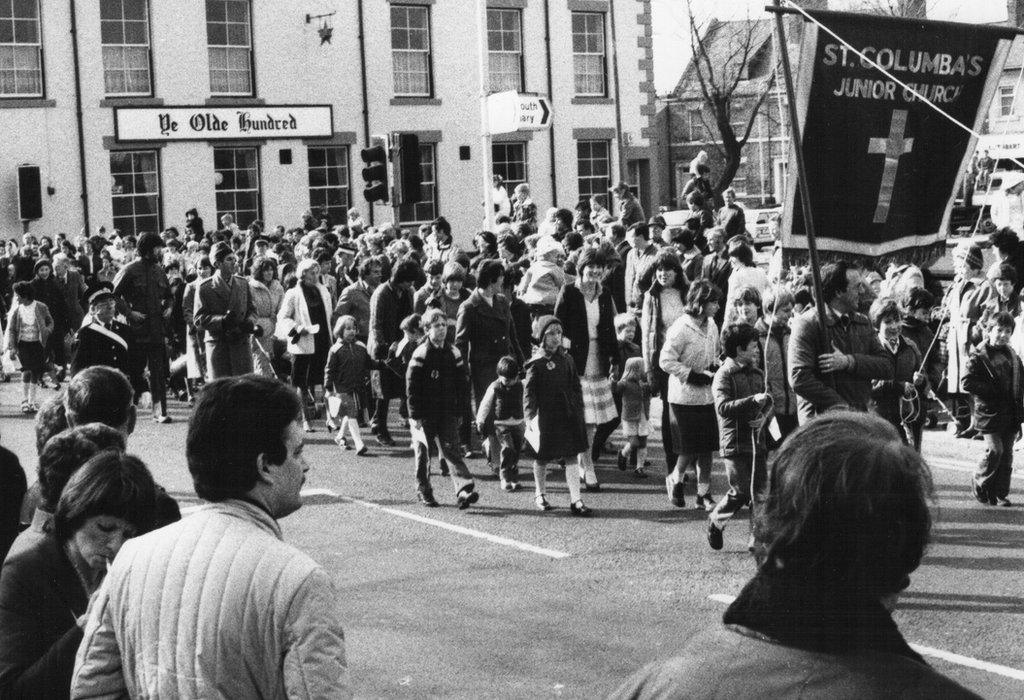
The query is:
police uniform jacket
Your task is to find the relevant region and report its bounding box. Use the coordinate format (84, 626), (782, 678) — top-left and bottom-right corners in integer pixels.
(70, 319), (132, 377)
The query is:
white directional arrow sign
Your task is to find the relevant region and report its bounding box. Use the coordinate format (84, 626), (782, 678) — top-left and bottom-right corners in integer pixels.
(486, 91), (553, 135)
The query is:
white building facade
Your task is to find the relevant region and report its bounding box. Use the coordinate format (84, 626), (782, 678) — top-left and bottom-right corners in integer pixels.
(0, 0), (657, 245)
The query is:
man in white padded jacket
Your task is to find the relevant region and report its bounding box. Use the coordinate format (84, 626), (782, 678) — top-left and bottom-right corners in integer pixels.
(70, 375), (350, 699)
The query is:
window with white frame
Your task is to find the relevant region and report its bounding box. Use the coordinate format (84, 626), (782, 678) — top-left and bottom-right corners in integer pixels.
(307, 146), (350, 224)
(206, 0), (252, 95)
(100, 0), (151, 96)
(398, 143), (436, 224)
(110, 150), (161, 235)
(0, 0), (42, 97)
(571, 12), (606, 96)
(576, 140), (610, 201)
(391, 5), (432, 97)
(999, 85), (1016, 117)
(687, 107), (705, 142)
(487, 8), (522, 93)
(214, 147), (260, 228)
(731, 164), (748, 196)
(492, 142), (527, 193)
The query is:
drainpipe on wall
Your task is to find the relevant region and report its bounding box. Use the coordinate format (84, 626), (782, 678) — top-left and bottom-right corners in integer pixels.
(608, 0), (625, 185)
(543, 0), (557, 206)
(666, 97), (675, 205)
(69, 0), (90, 235)
(357, 0), (373, 225)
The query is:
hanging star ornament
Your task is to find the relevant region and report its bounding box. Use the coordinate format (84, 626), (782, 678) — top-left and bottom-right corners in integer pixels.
(318, 21), (333, 45)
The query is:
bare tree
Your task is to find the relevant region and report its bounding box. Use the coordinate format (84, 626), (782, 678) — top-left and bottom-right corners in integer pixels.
(683, 0), (777, 196)
(846, 0), (927, 18)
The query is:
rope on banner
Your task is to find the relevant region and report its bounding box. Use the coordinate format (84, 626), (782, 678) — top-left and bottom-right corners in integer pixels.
(782, 0), (1024, 173)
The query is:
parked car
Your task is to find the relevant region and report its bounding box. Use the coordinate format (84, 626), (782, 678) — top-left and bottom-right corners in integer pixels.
(747, 206), (782, 249)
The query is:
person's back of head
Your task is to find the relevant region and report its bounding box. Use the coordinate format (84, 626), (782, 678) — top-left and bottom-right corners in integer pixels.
(758, 412), (932, 600)
(35, 392), (70, 454)
(64, 366), (136, 435)
(187, 376), (302, 503)
(38, 423), (127, 513)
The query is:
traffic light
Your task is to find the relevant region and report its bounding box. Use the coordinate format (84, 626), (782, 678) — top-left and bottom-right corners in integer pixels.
(361, 135), (389, 203)
(391, 132), (422, 205)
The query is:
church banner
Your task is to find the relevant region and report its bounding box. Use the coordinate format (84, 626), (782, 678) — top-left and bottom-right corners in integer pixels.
(780, 10), (1015, 265)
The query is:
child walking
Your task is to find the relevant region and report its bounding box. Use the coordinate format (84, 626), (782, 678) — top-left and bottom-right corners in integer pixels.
(962, 311), (1024, 507)
(868, 299), (927, 450)
(707, 323), (772, 551)
(323, 315), (372, 456)
(475, 356), (525, 491)
(407, 309), (479, 509)
(614, 356), (651, 479)
(524, 315), (592, 515)
(3, 281), (54, 414)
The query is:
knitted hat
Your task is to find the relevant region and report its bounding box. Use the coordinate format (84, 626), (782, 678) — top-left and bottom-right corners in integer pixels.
(33, 257), (52, 274)
(953, 242), (983, 271)
(531, 314), (563, 344)
(137, 231), (164, 258)
(210, 241), (233, 264)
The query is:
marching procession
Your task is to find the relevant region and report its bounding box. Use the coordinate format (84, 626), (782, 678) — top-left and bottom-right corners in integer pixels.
(0, 0), (1022, 698)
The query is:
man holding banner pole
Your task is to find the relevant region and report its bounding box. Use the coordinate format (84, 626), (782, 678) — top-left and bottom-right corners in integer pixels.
(766, 1), (1016, 416)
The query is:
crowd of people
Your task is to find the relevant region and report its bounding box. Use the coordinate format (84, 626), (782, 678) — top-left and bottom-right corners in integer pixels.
(0, 174), (1016, 697)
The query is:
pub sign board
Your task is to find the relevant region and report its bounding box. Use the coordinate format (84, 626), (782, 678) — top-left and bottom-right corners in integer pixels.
(114, 105), (334, 142)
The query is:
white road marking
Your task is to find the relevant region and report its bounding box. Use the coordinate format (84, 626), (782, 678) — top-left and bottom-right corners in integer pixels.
(926, 457), (1024, 482)
(303, 488), (571, 560)
(707, 594), (1024, 681)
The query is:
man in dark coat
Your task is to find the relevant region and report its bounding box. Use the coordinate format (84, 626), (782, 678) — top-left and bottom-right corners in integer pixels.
(30, 258), (71, 381)
(193, 242), (259, 380)
(112, 231), (172, 423)
(53, 254), (86, 331)
(70, 283), (133, 379)
(367, 259), (418, 445)
(0, 437), (25, 563)
(701, 226), (732, 328)
(788, 261), (894, 422)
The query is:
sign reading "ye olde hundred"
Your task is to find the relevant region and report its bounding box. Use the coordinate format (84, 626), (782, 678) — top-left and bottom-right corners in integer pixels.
(781, 10), (1016, 265)
(114, 105), (333, 142)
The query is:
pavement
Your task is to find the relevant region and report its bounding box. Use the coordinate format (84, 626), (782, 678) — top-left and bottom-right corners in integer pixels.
(1, 380), (1022, 699)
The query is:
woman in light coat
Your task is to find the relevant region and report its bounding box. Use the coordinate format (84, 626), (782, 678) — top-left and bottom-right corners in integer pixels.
(277, 259), (333, 432)
(660, 280), (721, 511)
(641, 251), (688, 475)
(249, 259), (284, 377)
(945, 243), (987, 435)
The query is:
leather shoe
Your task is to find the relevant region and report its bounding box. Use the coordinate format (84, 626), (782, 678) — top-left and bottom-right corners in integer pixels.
(417, 489), (439, 507)
(570, 500), (592, 517)
(376, 434), (396, 447)
(457, 486), (480, 510)
(535, 494), (553, 511)
(707, 523), (724, 550)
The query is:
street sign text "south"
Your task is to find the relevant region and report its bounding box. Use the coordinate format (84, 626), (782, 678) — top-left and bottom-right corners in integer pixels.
(487, 91), (552, 135)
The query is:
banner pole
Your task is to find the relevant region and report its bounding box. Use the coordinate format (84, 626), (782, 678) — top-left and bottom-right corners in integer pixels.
(771, 0), (830, 351)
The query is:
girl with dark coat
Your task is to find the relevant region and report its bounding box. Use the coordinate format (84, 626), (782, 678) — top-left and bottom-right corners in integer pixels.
(30, 258), (70, 382)
(524, 315), (591, 516)
(554, 248), (618, 490)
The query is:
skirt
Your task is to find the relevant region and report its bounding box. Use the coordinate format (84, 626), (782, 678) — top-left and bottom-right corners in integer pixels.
(15, 340), (47, 376)
(580, 375), (618, 426)
(669, 403), (719, 454)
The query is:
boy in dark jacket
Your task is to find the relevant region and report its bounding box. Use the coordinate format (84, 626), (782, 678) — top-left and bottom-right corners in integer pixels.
(324, 315), (373, 456)
(475, 355), (524, 491)
(708, 323), (771, 551)
(962, 311), (1024, 506)
(869, 299), (927, 451)
(407, 308), (479, 509)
